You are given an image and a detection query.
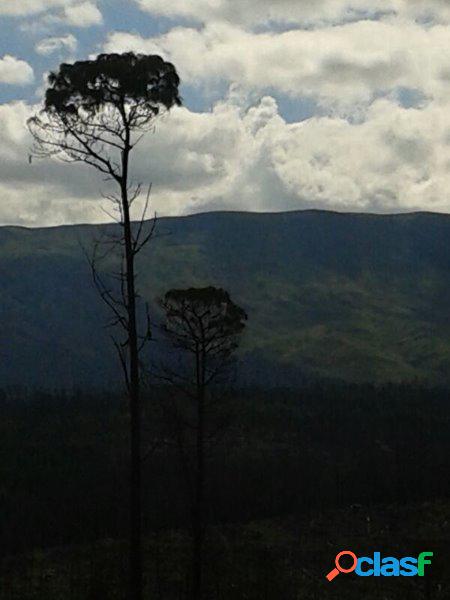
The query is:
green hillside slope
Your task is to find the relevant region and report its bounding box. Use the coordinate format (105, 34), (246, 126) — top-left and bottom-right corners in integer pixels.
(2, 209), (450, 387)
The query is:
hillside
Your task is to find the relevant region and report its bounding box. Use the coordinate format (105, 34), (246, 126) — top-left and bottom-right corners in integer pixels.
(2, 209), (450, 387)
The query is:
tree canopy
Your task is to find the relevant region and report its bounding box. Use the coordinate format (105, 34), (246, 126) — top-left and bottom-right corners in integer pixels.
(161, 287), (247, 358)
(45, 52), (181, 119)
(28, 52), (182, 178)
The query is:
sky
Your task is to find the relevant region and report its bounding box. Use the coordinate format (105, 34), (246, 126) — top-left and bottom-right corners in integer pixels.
(1, 0), (450, 226)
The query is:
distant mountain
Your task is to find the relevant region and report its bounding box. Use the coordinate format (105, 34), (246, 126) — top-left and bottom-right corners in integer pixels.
(2, 209), (450, 388)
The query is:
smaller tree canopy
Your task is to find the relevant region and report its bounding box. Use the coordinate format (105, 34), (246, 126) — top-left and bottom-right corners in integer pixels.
(161, 287), (247, 361)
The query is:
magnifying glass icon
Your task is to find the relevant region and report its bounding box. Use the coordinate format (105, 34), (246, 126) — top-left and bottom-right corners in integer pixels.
(326, 551), (358, 581)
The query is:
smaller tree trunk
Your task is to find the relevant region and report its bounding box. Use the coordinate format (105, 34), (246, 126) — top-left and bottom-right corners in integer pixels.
(191, 348), (206, 600)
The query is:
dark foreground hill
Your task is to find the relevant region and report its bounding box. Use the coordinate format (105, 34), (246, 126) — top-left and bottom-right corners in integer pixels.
(2, 209), (450, 387)
(1, 385), (449, 598)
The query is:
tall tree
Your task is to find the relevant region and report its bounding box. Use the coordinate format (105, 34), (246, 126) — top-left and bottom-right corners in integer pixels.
(28, 52), (181, 600)
(160, 286), (247, 600)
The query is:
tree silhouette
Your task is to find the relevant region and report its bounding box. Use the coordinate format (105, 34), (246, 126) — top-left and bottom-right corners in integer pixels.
(160, 287), (247, 600)
(28, 52), (181, 600)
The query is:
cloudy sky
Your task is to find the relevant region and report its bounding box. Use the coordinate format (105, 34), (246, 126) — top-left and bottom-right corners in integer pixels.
(1, 0), (450, 226)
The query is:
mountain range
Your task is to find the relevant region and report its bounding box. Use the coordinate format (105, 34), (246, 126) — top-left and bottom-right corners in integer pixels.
(2, 209), (450, 388)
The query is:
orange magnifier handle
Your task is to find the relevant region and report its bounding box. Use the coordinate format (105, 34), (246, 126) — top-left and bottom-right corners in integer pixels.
(326, 567), (340, 581)
(326, 551), (358, 581)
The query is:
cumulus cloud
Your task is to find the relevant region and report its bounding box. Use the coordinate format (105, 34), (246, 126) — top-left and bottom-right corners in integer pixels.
(2, 0), (450, 226)
(2, 88), (450, 227)
(35, 34), (77, 55)
(135, 0), (450, 27)
(104, 20), (450, 110)
(0, 0), (102, 28)
(0, 55), (34, 85)
(63, 1), (102, 26)
(126, 91), (450, 215)
(0, 101), (112, 226)
(0, 0), (67, 17)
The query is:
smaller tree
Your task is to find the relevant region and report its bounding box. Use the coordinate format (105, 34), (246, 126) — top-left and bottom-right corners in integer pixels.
(159, 287), (247, 600)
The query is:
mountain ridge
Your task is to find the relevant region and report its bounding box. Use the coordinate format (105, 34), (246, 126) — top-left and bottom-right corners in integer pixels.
(4, 206), (450, 233)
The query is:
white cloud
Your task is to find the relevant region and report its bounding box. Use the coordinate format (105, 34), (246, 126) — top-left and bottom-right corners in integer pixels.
(63, 1), (102, 26)
(104, 20), (450, 110)
(126, 91), (450, 215)
(0, 1), (68, 17)
(0, 0), (102, 28)
(35, 34), (78, 55)
(2, 88), (450, 227)
(0, 55), (34, 85)
(0, 101), (112, 226)
(2, 0), (450, 226)
(135, 0), (450, 27)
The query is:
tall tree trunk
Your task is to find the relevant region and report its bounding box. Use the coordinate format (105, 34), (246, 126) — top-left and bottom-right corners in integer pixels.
(122, 137), (143, 600)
